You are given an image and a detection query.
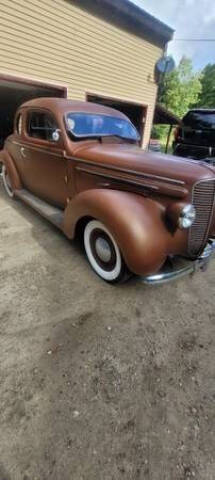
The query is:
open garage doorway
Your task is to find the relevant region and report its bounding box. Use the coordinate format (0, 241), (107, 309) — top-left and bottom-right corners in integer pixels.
(87, 93), (147, 146)
(0, 73), (67, 150)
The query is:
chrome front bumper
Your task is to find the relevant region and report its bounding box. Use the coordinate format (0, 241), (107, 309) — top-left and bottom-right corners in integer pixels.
(143, 240), (215, 285)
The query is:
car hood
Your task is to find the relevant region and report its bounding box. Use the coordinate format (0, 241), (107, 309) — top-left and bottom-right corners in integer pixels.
(73, 142), (215, 188)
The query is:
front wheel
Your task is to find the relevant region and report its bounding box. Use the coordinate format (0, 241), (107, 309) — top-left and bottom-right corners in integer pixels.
(2, 164), (14, 198)
(84, 220), (131, 283)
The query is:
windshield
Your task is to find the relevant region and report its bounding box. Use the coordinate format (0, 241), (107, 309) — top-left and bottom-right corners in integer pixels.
(183, 111), (215, 129)
(66, 113), (140, 141)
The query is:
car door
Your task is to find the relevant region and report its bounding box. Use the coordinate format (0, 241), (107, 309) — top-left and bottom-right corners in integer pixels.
(21, 109), (68, 208)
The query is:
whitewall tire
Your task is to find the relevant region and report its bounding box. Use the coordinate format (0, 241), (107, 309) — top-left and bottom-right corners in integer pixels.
(84, 220), (130, 283)
(2, 165), (14, 198)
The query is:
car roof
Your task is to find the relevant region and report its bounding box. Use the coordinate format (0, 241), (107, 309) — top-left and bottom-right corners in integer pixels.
(185, 109), (215, 114)
(21, 97), (128, 120)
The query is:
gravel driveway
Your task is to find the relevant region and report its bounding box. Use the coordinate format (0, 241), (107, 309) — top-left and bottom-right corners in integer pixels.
(0, 181), (214, 480)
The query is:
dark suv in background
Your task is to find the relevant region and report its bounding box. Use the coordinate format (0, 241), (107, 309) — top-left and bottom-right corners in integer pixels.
(173, 109), (215, 165)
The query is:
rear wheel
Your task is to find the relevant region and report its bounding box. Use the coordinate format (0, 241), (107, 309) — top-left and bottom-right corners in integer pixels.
(84, 220), (131, 283)
(2, 165), (14, 198)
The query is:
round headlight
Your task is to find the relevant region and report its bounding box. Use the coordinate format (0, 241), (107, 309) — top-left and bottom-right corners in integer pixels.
(178, 204), (196, 229)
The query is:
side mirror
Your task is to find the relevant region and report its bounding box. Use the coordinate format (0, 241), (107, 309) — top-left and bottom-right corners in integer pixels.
(52, 129), (60, 142)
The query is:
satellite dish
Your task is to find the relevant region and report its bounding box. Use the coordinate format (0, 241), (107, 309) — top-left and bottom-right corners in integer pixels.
(156, 56), (175, 74)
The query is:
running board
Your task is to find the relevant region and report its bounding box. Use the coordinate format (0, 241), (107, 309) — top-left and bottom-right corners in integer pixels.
(14, 189), (64, 228)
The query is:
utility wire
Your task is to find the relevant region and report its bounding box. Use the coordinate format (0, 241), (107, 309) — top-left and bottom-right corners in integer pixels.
(174, 38), (215, 42)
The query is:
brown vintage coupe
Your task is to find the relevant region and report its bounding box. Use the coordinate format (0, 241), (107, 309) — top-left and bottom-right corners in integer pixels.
(1, 97), (215, 284)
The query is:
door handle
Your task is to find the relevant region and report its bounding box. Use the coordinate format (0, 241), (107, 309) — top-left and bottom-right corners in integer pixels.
(98, 182), (111, 187)
(20, 147), (27, 158)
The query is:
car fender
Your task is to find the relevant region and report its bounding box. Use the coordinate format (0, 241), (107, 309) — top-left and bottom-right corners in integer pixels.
(0, 150), (22, 190)
(63, 189), (169, 275)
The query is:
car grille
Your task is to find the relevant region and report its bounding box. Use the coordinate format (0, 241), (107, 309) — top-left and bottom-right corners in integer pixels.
(188, 179), (215, 257)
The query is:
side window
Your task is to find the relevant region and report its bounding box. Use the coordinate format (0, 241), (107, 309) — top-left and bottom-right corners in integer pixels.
(16, 114), (22, 135)
(27, 111), (59, 142)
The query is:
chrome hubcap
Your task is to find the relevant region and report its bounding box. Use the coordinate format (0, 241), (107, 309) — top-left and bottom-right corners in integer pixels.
(95, 237), (112, 263)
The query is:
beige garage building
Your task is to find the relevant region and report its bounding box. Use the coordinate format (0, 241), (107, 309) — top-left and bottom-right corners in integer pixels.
(0, 0), (173, 148)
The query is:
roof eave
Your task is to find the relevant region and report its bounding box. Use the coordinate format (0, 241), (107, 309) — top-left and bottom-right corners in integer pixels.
(77, 0), (174, 44)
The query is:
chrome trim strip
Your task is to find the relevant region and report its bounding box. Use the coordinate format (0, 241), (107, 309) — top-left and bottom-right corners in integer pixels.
(75, 166), (159, 191)
(11, 141), (63, 158)
(67, 155), (186, 186)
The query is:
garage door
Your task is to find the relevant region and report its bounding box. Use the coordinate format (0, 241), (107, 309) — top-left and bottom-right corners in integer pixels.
(0, 73), (67, 149)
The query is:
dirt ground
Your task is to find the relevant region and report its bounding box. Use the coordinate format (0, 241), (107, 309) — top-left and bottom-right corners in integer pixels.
(0, 180), (214, 480)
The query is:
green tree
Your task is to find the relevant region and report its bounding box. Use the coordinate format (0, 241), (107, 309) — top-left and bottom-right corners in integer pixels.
(158, 56), (202, 118)
(198, 64), (215, 107)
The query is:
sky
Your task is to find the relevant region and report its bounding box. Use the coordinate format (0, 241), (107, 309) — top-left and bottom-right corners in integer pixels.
(130, 0), (215, 71)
